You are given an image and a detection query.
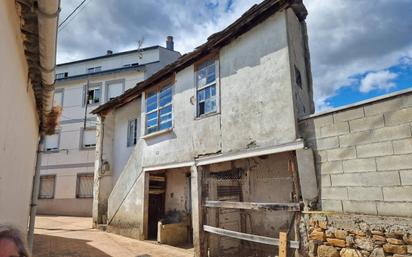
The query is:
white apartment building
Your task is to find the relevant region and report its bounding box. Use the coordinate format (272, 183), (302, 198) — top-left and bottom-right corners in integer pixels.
(37, 39), (180, 216)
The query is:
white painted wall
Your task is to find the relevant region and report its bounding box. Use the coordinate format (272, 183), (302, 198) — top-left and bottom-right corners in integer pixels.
(0, 1), (39, 231)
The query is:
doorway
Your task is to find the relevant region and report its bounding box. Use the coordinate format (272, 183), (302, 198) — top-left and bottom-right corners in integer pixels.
(148, 172), (166, 239)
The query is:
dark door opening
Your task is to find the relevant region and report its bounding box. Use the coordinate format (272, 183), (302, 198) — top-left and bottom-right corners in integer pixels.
(148, 173), (166, 239)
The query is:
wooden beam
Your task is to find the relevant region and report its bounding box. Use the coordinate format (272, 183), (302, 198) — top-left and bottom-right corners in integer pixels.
(149, 176), (165, 182)
(204, 201), (301, 211)
(203, 225), (299, 249)
(149, 189), (165, 194)
(279, 232), (288, 257)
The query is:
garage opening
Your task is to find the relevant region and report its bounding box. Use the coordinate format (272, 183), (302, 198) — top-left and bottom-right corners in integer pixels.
(201, 151), (302, 257)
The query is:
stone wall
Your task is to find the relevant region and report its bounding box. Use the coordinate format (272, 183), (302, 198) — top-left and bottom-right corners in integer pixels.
(307, 214), (412, 257)
(299, 91), (412, 217)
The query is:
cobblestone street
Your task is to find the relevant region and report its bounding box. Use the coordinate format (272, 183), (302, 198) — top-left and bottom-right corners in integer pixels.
(33, 216), (193, 257)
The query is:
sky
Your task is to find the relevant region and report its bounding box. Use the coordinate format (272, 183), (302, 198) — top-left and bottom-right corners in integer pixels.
(56, 0), (412, 112)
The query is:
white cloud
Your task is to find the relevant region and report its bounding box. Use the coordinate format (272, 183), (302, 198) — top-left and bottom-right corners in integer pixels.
(359, 70), (398, 93)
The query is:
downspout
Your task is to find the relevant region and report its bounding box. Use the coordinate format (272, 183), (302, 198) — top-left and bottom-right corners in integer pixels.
(27, 0), (60, 250)
(27, 134), (44, 250)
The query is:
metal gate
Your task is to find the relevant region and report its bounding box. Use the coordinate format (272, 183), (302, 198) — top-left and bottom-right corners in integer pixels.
(201, 153), (302, 257)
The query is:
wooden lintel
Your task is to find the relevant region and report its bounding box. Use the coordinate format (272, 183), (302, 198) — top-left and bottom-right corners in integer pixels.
(204, 201), (301, 211)
(203, 225), (299, 249)
(149, 176), (165, 182)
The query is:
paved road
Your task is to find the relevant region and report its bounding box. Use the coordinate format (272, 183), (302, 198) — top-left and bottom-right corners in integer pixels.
(33, 216), (194, 257)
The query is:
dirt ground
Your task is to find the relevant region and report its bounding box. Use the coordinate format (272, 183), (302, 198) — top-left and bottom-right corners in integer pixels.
(33, 215), (194, 257)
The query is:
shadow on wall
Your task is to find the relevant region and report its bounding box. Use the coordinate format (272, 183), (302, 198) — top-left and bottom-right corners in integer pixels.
(33, 234), (112, 257)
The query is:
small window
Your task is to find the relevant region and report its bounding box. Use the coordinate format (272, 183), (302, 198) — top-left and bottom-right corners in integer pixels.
(106, 82), (123, 101)
(53, 90), (63, 107)
(81, 128), (96, 149)
(38, 175), (55, 199)
(76, 174), (94, 198)
(87, 66), (102, 74)
(196, 60), (217, 116)
(55, 72), (68, 79)
(45, 133), (59, 152)
(145, 86), (173, 134)
(127, 119), (138, 147)
(295, 65), (302, 89)
(86, 85), (101, 105)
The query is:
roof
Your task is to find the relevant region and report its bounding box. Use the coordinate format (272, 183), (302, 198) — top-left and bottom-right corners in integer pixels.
(92, 0), (307, 115)
(57, 45), (165, 67)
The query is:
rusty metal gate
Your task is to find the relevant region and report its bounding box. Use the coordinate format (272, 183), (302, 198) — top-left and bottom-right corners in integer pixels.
(201, 153), (302, 257)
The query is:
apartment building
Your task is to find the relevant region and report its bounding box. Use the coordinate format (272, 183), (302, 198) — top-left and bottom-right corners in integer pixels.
(91, 0), (315, 256)
(37, 40), (180, 216)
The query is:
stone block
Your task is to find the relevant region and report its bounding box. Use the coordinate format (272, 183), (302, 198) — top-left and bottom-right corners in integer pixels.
(321, 175), (331, 187)
(319, 161), (344, 174)
(383, 186), (412, 202)
(322, 187), (348, 200)
(310, 137), (340, 150)
(383, 244), (407, 254)
(370, 248), (385, 257)
(315, 150), (328, 163)
(339, 131), (372, 147)
(364, 98), (403, 116)
(317, 245), (339, 257)
(349, 115), (384, 133)
(355, 237), (374, 251)
(342, 200), (377, 215)
(373, 235), (386, 242)
(340, 248), (362, 257)
(327, 147), (356, 161)
(320, 122), (350, 138)
(372, 124), (411, 141)
(377, 154), (412, 171)
(335, 230), (348, 239)
(309, 230), (325, 241)
(331, 171), (400, 187)
(313, 114), (334, 127)
(400, 170), (412, 185)
(384, 107), (412, 126)
(321, 199), (342, 212)
(393, 139), (412, 155)
(347, 187), (383, 201)
(326, 238), (346, 247)
(407, 245), (412, 254)
(403, 94), (412, 108)
(356, 142), (394, 158)
(387, 238), (405, 245)
(343, 159), (376, 173)
(334, 108), (364, 122)
(377, 202), (412, 217)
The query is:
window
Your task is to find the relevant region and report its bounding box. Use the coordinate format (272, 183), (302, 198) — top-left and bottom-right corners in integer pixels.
(145, 86), (173, 134)
(38, 175), (55, 199)
(81, 128), (96, 149)
(76, 174), (94, 198)
(86, 85), (101, 105)
(127, 119), (138, 147)
(44, 133), (59, 152)
(87, 66), (102, 73)
(106, 82), (124, 101)
(196, 59), (217, 116)
(53, 90), (63, 107)
(55, 72), (68, 79)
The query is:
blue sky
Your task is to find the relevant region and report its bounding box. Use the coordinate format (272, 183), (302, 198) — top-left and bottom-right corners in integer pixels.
(57, 0), (412, 112)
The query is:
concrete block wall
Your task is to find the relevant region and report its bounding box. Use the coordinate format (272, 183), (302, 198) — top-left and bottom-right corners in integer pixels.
(299, 92), (412, 217)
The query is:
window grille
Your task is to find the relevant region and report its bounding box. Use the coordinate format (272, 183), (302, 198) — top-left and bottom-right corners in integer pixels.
(76, 174), (94, 198)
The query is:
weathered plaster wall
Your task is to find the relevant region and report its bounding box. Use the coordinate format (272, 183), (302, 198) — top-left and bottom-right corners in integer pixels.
(299, 91), (412, 217)
(0, 1), (39, 232)
(165, 168), (190, 213)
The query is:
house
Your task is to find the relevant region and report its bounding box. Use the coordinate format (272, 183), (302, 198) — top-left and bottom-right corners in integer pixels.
(37, 40), (180, 217)
(0, 0), (59, 247)
(91, 0), (315, 256)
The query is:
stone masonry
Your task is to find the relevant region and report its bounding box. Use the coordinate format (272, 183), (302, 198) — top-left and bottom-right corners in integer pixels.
(299, 91), (412, 217)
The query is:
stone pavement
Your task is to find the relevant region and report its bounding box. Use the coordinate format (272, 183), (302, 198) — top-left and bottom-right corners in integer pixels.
(33, 216), (194, 257)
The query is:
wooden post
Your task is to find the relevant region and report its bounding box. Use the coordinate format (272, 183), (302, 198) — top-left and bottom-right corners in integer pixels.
(279, 231), (288, 257)
(191, 165), (206, 257)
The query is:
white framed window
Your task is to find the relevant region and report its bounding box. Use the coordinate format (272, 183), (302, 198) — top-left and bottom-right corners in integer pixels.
(76, 173), (94, 198)
(55, 72), (68, 79)
(127, 119), (138, 147)
(145, 85), (173, 134)
(38, 175), (55, 199)
(86, 85), (101, 105)
(81, 128), (96, 149)
(196, 59), (218, 116)
(106, 82), (124, 101)
(44, 133), (60, 152)
(53, 89), (63, 107)
(87, 66), (102, 73)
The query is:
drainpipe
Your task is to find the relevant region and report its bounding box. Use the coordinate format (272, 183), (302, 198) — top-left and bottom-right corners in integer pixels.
(27, 134), (44, 250)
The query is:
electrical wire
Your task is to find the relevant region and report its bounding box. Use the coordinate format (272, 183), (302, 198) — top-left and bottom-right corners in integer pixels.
(58, 0), (94, 32)
(58, 0), (88, 28)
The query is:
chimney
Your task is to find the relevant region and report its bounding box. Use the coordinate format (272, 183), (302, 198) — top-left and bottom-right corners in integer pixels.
(166, 36), (174, 51)
(106, 50), (113, 55)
